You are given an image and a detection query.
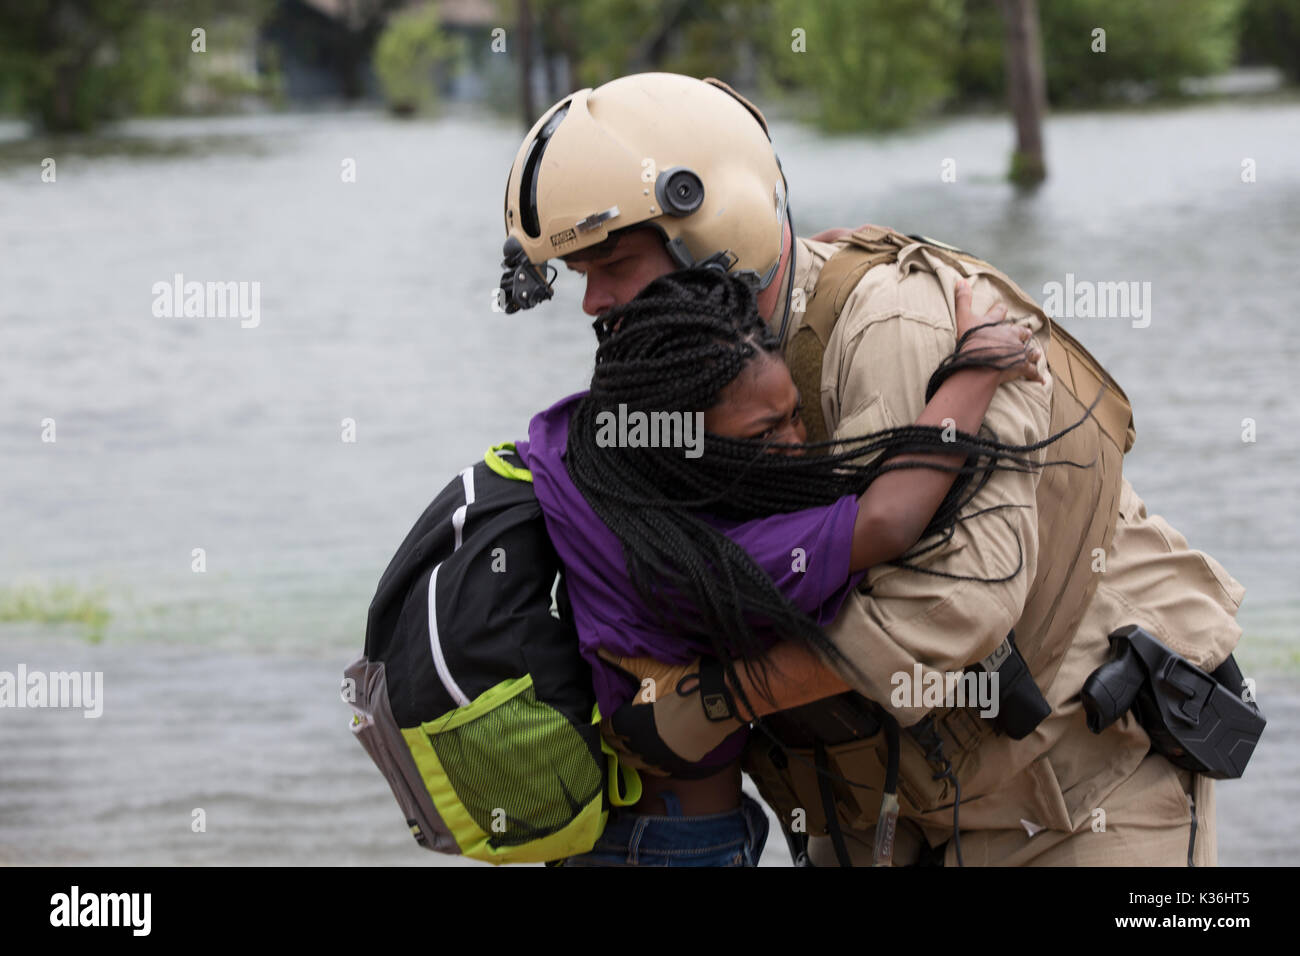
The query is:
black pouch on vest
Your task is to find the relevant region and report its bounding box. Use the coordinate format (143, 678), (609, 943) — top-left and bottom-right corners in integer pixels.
(1081, 624), (1265, 779)
(974, 630), (1052, 740)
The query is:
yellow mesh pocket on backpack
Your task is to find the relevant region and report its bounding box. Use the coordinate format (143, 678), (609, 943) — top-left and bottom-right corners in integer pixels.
(423, 680), (603, 852)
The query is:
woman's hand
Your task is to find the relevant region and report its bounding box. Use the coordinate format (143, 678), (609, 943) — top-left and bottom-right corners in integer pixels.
(953, 279), (1045, 386)
(847, 279), (1048, 571)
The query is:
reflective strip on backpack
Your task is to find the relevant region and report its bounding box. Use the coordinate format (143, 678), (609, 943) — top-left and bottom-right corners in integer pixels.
(428, 465), (477, 709)
(452, 466), (475, 551)
(427, 563), (470, 708)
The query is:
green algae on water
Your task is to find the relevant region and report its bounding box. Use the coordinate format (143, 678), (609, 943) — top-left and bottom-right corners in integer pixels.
(0, 583), (111, 643)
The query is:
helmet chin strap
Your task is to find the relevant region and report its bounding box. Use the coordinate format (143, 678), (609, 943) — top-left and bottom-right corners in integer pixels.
(663, 235), (739, 275)
(771, 204), (798, 347)
(657, 203), (798, 343)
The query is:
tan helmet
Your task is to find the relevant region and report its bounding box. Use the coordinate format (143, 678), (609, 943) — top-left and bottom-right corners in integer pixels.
(499, 72), (789, 313)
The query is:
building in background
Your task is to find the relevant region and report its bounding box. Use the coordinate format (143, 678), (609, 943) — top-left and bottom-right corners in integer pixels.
(260, 0), (508, 105)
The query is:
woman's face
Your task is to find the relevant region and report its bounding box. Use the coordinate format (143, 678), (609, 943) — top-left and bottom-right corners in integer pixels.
(702, 352), (807, 448)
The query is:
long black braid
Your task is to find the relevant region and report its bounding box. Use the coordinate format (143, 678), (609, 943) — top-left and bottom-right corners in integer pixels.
(565, 267), (1089, 715)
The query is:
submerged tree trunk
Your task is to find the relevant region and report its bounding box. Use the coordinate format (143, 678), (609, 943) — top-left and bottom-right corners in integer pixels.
(999, 0), (1048, 185)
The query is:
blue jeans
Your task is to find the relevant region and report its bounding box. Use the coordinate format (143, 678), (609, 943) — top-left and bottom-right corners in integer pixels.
(562, 792), (770, 867)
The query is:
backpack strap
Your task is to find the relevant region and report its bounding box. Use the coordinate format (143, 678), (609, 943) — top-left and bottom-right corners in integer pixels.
(786, 225), (1135, 454)
(917, 241), (1137, 455)
(596, 706), (645, 808)
(1043, 321), (1136, 455)
(801, 226), (912, 348)
(483, 440), (649, 811)
(484, 441), (534, 482)
(787, 226), (913, 443)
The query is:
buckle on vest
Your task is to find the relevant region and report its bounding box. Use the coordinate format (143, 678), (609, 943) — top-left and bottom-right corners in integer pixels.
(703, 693), (732, 721)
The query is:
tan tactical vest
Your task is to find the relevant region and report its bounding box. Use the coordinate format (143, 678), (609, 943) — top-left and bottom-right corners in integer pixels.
(769, 225), (1135, 818)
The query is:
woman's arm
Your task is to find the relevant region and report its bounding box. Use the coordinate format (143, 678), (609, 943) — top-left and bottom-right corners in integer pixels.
(598, 644), (851, 773)
(601, 287), (1045, 767)
(849, 280), (1043, 571)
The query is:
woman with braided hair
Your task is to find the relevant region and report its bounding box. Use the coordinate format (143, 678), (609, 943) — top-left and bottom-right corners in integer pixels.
(511, 265), (1052, 866)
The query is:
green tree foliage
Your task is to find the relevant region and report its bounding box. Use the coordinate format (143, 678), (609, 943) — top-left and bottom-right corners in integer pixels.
(0, 0), (272, 132)
(110, 10), (199, 116)
(0, 0), (145, 132)
(373, 4), (462, 116)
(656, 6), (750, 82)
(502, 0), (966, 130)
(1239, 0), (1300, 82)
(521, 0), (745, 91)
(758, 0), (964, 131)
(1, 0), (1281, 136)
(1045, 0), (1242, 101)
(541, 0), (660, 87)
(958, 0), (1245, 105)
(953, 0), (1006, 103)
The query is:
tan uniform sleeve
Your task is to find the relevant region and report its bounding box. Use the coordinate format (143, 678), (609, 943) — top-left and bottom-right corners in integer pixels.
(819, 250), (1053, 727)
(1096, 477), (1244, 669)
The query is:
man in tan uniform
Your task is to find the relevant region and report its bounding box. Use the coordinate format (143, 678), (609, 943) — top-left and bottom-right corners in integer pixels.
(498, 72), (1248, 865)
(740, 228), (1243, 866)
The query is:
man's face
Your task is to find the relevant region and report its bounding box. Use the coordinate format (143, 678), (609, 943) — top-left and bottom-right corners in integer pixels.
(563, 221), (791, 323)
(563, 228), (677, 317)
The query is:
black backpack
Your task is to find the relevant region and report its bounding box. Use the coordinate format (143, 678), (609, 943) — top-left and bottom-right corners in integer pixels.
(343, 443), (638, 863)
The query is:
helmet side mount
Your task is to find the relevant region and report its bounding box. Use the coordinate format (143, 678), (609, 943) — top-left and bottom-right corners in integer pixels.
(574, 205), (621, 234)
(499, 236), (555, 313)
(654, 167), (705, 217)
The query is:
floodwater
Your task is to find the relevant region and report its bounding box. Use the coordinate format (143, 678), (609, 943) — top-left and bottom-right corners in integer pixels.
(1, 100), (1297, 865)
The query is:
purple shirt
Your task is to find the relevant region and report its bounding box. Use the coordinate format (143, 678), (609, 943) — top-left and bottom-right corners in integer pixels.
(516, 392), (864, 764)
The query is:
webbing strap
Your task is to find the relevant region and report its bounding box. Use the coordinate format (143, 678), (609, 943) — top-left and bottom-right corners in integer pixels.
(801, 226), (907, 347)
(815, 740), (853, 867)
(597, 705), (643, 807)
(786, 328), (832, 443)
(484, 441), (534, 482)
(787, 226), (910, 444)
(786, 225), (1136, 455)
(1044, 322), (1135, 454)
